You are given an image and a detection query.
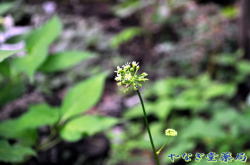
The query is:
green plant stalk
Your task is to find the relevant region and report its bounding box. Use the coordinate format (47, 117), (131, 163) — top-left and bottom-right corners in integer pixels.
(136, 90), (160, 165)
(37, 137), (61, 151)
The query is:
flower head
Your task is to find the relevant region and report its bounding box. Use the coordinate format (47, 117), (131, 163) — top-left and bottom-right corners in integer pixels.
(165, 128), (177, 136)
(114, 61), (148, 92)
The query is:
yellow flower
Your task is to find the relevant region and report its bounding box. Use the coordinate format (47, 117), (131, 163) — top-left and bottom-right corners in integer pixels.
(165, 128), (177, 136)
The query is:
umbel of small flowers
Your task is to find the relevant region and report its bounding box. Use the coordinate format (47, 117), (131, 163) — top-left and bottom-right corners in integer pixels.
(114, 61), (148, 92)
(115, 61), (160, 165)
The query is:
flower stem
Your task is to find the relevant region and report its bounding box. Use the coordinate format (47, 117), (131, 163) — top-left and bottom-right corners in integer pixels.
(136, 90), (160, 165)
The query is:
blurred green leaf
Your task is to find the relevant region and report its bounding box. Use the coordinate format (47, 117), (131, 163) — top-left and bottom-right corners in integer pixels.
(0, 123), (38, 148)
(124, 103), (155, 119)
(214, 108), (239, 125)
(214, 54), (237, 66)
(11, 16), (62, 79)
(0, 140), (35, 163)
(110, 27), (142, 48)
(203, 83), (236, 99)
(237, 60), (250, 74)
(221, 6), (239, 19)
(0, 61), (10, 77)
(39, 51), (94, 72)
(181, 118), (225, 140)
(11, 44), (47, 79)
(18, 104), (59, 128)
(61, 73), (107, 120)
(172, 87), (206, 110)
(0, 79), (25, 107)
(60, 115), (117, 142)
(0, 104), (58, 139)
(124, 99), (172, 120)
(150, 123), (167, 147)
(146, 77), (193, 97)
(25, 16), (62, 52)
(0, 2), (14, 15)
(112, 0), (141, 18)
(154, 99), (173, 120)
(0, 50), (20, 63)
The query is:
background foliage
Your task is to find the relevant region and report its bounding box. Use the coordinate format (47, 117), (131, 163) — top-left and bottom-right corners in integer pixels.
(0, 0), (249, 165)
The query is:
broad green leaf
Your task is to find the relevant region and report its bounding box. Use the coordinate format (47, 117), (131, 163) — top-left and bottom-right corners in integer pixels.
(0, 79), (25, 107)
(26, 16), (62, 51)
(0, 104), (59, 139)
(11, 16), (62, 78)
(214, 108), (239, 125)
(0, 61), (10, 77)
(0, 140), (35, 163)
(0, 119), (24, 139)
(11, 44), (48, 79)
(0, 50), (20, 62)
(61, 73), (107, 120)
(203, 83), (236, 99)
(39, 51), (94, 72)
(180, 119), (225, 140)
(237, 61), (250, 74)
(60, 115), (117, 142)
(154, 99), (172, 120)
(110, 27), (142, 48)
(173, 89), (206, 110)
(18, 104), (59, 128)
(16, 129), (38, 147)
(0, 2), (13, 15)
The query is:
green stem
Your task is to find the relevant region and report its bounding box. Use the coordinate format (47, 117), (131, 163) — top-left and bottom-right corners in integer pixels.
(136, 90), (160, 165)
(37, 137), (61, 151)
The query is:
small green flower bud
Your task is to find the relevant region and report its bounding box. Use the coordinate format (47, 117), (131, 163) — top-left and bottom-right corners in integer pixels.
(165, 129), (177, 136)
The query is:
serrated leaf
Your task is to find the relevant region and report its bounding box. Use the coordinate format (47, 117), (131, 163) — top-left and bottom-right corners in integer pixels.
(39, 51), (94, 72)
(60, 115), (117, 142)
(0, 50), (20, 62)
(61, 73), (107, 121)
(11, 16), (62, 78)
(0, 140), (36, 163)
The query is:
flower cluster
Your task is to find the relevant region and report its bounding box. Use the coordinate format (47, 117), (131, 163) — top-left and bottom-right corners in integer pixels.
(165, 129), (178, 136)
(114, 61), (148, 92)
